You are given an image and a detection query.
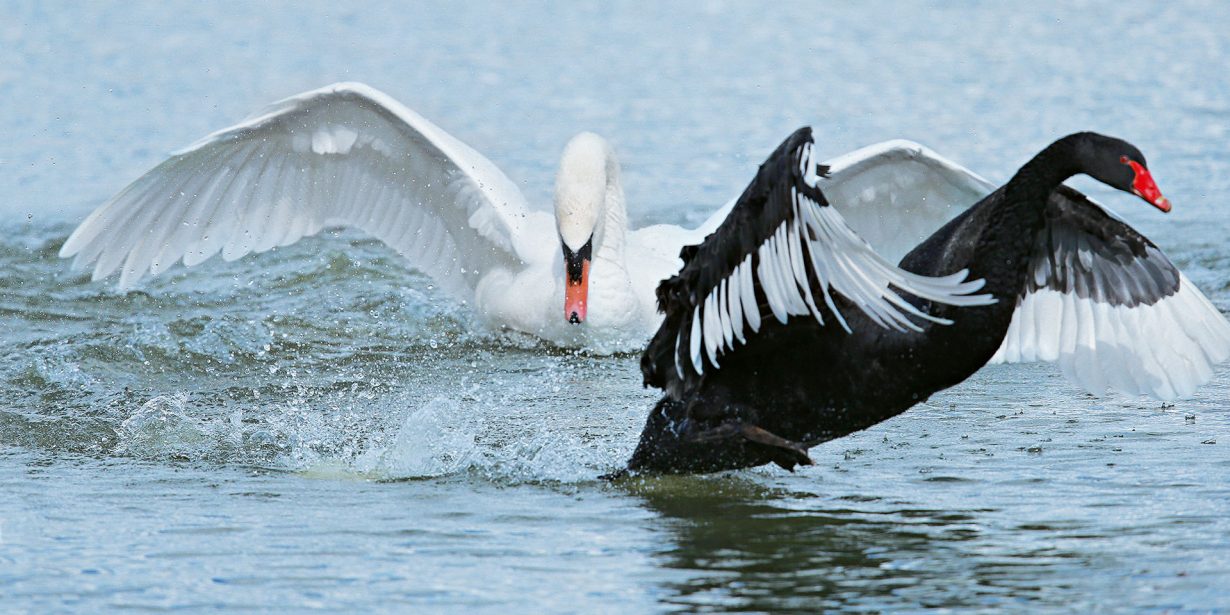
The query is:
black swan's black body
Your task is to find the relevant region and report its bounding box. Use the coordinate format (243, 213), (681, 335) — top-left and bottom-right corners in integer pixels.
(619, 129), (1182, 476)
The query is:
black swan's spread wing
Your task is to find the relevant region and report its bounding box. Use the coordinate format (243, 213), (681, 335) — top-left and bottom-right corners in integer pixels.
(640, 127), (993, 396)
(791, 140), (1230, 400)
(990, 186), (1230, 399)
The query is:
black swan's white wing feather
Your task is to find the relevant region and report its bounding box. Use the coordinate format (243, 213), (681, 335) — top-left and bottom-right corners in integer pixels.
(990, 187), (1230, 400)
(690, 139), (997, 261)
(60, 82), (535, 299)
(642, 128), (994, 394)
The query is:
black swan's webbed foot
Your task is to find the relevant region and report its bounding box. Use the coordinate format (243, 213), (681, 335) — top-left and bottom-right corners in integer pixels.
(616, 398), (817, 476)
(599, 468), (628, 481)
(739, 424), (814, 471)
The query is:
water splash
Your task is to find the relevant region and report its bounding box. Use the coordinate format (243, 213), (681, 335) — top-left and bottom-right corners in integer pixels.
(114, 393), (242, 460)
(352, 397), (480, 479)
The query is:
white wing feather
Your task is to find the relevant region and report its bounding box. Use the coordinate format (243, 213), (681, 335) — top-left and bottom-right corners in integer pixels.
(990, 276), (1230, 400)
(690, 140), (995, 263)
(60, 82), (538, 300)
(820, 139), (997, 263)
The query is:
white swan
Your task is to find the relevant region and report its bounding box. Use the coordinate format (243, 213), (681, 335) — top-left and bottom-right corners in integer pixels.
(59, 82), (1001, 352)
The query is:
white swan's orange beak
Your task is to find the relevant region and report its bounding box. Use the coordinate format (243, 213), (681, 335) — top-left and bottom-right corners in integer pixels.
(565, 260), (590, 324)
(562, 237), (593, 324)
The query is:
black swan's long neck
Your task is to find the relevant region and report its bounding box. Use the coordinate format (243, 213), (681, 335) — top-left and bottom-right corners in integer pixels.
(968, 135), (1081, 300)
(887, 135), (1088, 388)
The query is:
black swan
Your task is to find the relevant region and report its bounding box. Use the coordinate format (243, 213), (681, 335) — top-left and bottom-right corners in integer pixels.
(616, 128), (1230, 476)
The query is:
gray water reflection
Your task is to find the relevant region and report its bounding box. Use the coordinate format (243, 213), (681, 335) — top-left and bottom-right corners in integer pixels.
(630, 478), (1110, 612)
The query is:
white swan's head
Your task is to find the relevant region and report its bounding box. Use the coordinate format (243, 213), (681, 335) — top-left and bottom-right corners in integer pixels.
(554, 132), (613, 324)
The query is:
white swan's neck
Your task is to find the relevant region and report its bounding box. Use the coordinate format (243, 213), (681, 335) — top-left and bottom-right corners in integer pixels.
(555, 132), (629, 269)
(552, 133), (641, 329)
(594, 150), (627, 267)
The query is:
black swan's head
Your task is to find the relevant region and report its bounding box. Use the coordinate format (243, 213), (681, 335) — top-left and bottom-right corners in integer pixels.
(1073, 132), (1171, 212)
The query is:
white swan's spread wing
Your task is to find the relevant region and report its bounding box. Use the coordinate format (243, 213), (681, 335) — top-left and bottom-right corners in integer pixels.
(60, 82), (534, 299)
(820, 140), (996, 263)
(989, 187), (1230, 400)
(641, 128), (994, 396)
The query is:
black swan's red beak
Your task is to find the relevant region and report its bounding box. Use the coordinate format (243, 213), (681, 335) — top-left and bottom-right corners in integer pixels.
(1126, 159), (1171, 212)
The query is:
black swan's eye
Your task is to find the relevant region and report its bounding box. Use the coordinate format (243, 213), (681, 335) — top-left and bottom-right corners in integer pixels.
(1120, 155), (1130, 164)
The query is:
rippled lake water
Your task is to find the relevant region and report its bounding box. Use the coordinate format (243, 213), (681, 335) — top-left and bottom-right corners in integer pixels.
(3, 1), (1229, 611)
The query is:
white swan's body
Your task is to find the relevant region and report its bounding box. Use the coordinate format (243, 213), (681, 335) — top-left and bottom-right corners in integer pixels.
(475, 132), (712, 349)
